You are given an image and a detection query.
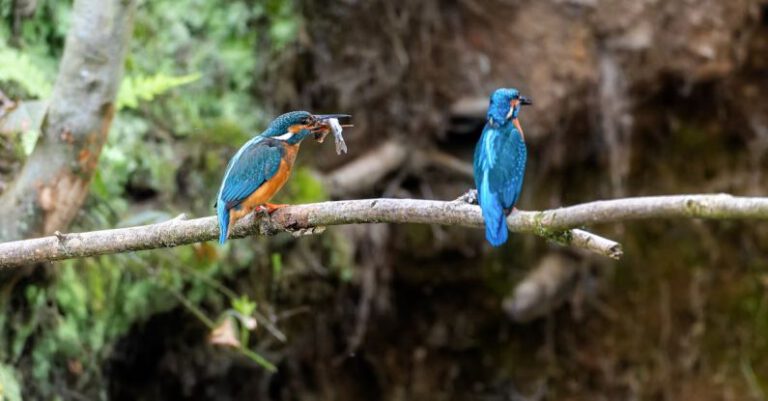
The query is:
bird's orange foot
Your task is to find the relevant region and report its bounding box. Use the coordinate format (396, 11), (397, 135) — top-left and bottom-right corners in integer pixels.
(264, 203), (288, 214)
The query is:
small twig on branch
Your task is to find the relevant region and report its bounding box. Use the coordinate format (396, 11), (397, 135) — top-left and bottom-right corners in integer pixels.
(0, 194), (767, 268)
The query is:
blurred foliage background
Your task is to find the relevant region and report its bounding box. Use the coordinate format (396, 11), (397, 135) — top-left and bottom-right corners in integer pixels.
(0, 0), (321, 398)
(1, 0), (768, 400)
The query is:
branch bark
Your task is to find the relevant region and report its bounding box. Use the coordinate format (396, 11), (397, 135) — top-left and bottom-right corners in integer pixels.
(1, 194), (767, 268)
(0, 0), (136, 241)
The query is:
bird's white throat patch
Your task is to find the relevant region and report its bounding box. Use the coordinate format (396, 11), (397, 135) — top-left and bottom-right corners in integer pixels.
(274, 132), (294, 141)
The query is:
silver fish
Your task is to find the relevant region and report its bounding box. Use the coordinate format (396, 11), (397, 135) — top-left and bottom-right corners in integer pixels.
(326, 118), (347, 155)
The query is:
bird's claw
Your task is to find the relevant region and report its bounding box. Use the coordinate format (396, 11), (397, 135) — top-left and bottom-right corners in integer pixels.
(455, 189), (478, 205)
(254, 203), (288, 227)
(255, 205), (270, 218)
(264, 203), (287, 214)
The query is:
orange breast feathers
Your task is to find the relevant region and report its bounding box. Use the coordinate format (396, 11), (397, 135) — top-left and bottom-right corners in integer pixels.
(512, 118), (525, 140)
(227, 143), (300, 224)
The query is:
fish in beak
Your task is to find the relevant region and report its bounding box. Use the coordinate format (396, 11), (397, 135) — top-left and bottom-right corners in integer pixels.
(311, 114), (353, 155)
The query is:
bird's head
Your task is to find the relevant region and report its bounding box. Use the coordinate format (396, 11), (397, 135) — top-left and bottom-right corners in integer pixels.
(487, 88), (532, 126)
(264, 111), (349, 145)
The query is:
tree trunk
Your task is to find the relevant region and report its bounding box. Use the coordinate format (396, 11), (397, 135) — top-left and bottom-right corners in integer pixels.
(0, 0), (137, 241)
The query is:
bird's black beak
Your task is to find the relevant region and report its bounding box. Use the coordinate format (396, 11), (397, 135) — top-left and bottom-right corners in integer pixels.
(313, 114), (351, 121)
(519, 96), (533, 106)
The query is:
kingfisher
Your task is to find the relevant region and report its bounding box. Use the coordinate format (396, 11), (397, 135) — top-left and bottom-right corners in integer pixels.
(473, 88), (533, 246)
(215, 111), (348, 244)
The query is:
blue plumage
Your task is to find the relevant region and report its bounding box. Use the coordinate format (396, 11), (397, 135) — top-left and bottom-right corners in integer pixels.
(217, 200), (231, 245)
(216, 138), (284, 243)
(473, 88), (532, 246)
(215, 111), (349, 244)
(216, 111), (314, 244)
(218, 140), (284, 208)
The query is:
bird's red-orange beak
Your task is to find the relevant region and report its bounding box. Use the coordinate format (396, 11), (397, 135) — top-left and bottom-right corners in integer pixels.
(507, 96), (532, 120)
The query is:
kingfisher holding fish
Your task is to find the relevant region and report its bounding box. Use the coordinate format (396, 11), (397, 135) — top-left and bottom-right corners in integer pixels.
(216, 111), (350, 244)
(473, 88), (533, 246)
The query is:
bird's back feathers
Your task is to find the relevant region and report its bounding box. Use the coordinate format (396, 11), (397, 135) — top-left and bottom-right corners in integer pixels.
(473, 123), (527, 246)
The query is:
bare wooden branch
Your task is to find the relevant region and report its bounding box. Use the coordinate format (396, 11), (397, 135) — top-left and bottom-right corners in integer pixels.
(0, 193), (766, 268)
(0, 198), (612, 268)
(503, 253), (580, 322)
(415, 148), (474, 179)
(522, 194), (768, 230)
(323, 140), (474, 198)
(450, 97), (487, 118)
(324, 140), (409, 196)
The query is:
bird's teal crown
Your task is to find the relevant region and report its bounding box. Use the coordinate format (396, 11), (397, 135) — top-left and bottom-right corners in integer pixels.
(487, 88), (522, 126)
(262, 110), (314, 144)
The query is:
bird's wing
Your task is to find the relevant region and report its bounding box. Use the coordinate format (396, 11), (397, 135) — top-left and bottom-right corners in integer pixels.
(473, 125), (493, 184)
(474, 124), (527, 208)
(218, 137), (284, 209)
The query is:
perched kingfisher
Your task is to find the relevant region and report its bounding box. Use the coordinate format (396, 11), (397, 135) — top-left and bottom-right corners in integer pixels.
(473, 88), (533, 246)
(216, 111), (347, 244)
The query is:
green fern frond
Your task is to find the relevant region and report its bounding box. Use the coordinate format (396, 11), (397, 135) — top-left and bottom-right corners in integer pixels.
(117, 73), (201, 109)
(0, 44), (53, 98)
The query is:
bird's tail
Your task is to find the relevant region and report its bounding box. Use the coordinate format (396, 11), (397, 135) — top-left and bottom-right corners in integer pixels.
(216, 201), (230, 245)
(479, 178), (509, 247)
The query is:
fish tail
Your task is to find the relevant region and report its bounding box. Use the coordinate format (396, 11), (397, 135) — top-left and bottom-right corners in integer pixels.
(479, 176), (508, 247)
(217, 201), (230, 245)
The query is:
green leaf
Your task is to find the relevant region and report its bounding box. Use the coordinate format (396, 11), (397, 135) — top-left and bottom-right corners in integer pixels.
(54, 319), (82, 358)
(0, 44), (53, 98)
(21, 129), (40, 155)
(117, 73), (201, 109)
(270, 19), (297, 48)
(271, 253), (283, 278)
(0, 363), (23, 401)
(232, 295), (257, 317)
(281, 167), (328, 204)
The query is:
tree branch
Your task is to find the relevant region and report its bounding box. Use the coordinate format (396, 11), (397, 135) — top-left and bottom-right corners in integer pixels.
(0, 193), (766, 268)
(503, 253), (580, 323)
(0, 0), (136, 241)
(525, 194), (768, 230)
